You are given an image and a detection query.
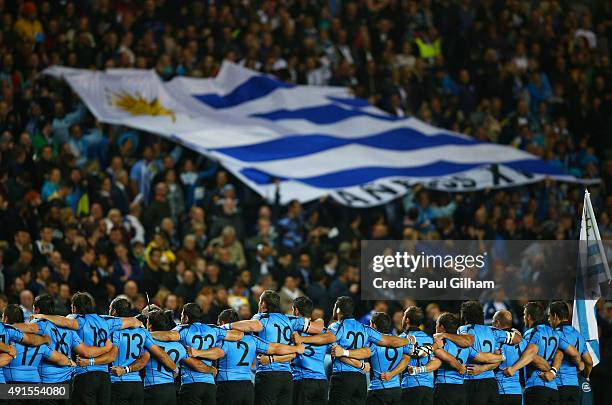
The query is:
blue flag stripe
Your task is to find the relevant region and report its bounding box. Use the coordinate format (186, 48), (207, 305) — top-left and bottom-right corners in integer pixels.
(250, 104), (400, 124)
(587, 243), (601, 257)
(587, 340), (599, 360)
(213, 129), (478, 162)
(240, 159), (566, 188)
(193, 75), (294, 109)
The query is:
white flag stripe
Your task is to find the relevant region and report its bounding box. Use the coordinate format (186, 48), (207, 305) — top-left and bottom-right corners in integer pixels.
(218, 143), (543, 178)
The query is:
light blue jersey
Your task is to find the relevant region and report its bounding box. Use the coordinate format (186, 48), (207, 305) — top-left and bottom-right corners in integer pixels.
(292, 331), (328, 381)
(555, 323), (587, 387)
(252, 312), (305, 373)
(458, 324), (513, 380)
(218, 334), (269, 381)
(4, 343), (53, 383)
(0, 323), (25, 384)
(72, 314), (123, 375)
(144, 339), (187, 387)
(495, 332), (528, 395)
(328, 318), (382, 374)
(110, 327), (155, 383)
(523, 324), (569, 390)
(400, 328), (434, 388)
(400, 328), (434, 389)
(368, 336), (412, 390)
(174, 322), (227, 385)
(435, 340), (475, 385)
(35, 319), (82, 383)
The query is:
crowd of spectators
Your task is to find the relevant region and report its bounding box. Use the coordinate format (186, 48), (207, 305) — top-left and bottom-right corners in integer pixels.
(0, 0), (611, 396)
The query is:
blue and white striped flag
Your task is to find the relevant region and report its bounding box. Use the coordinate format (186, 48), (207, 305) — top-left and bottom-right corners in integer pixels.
(44, 62), (596, 207)
(572, 190), (611, 367)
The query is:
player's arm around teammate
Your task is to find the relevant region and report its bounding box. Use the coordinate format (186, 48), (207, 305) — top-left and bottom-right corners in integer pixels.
(257, 353), (297, 365)
(32, 313), (144, 330)
(466, 351), (506, 377)
(403, 356), (442, 378)
(432, 338), (467, 374)
(0, 353), (13, 366)
(332, 345), (372, 371)
(7, 322), (51, 346)
(228, 315), (325, 335)
(47, 349), (76, 367)
(111, 351), (151, 376)
(187, 345), (225, 360)
(151, 328), (243, 342)
(381, 340), (442, 381)
(331, 344), (371, 359)
(503, 334), (582, 377)
(15, 320), (114, 358)
(292, 330), (336, 345)
(77, 345), (118, 366)
(0, 341), (17, 358)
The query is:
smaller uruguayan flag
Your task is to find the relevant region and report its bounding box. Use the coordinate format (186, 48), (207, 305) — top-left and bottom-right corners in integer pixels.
(572, 190), (611, 367)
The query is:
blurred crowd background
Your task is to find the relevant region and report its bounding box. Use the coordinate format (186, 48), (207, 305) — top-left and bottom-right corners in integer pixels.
(0, 0), (611, 401)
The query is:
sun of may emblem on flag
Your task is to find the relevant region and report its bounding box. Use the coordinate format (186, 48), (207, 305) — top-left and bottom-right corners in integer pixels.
(107, 89), (176, 122)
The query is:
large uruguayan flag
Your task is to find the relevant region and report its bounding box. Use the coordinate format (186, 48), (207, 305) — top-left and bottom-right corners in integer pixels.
(572, 190), (611, 367)
(44, 62), (594, 207)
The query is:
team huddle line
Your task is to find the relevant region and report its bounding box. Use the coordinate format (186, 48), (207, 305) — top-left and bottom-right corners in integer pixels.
(0, 291), (591, 405)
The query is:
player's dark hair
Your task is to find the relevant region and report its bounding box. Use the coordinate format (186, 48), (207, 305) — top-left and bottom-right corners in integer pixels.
(34, 293), (56, 315)
(218, 309), (239, 324)
(182, 302), (203, 324)
(437, 312), (459, 333)
(260, 290), (281, 313)
(405, 306), (424, 326)
(136, 313), (147, 325)
(293, 296), (313, 317)
(371, 312), (391, 333)
(525, 301), (545, 324)
(3, 304), (24, 324)
(335, 296), (354, 318)
(71, 292), (95, 314)
(148, 310), (175, 331)
(460, 301), (484, 325)
(549, 301), (570, 321)
(110, 297), (132, 317)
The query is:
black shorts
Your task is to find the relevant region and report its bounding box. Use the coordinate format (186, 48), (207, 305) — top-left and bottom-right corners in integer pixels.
(293, 378), (328, 405)
(366, 387), (401, 405)
(72, 372), (112, 405)
(144, 383), (178, 405)
(499, 394), (522, 405)
(401, 386), (433, 405)
(434, 383), (466, 405)
(179, 382), (216, 405)
(217, 380), (255, 405)
(111, 381), (144, 405)
(464, 379), (500, 405)
(558, 386), (579, 405)
(524, 386), (559, 405)
(254, 371), (293, 405)
(328, 372), (367, 405)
